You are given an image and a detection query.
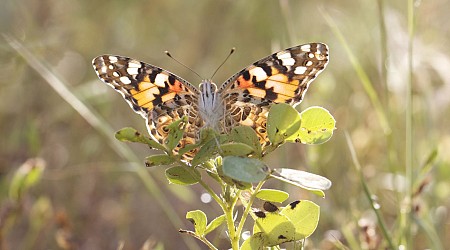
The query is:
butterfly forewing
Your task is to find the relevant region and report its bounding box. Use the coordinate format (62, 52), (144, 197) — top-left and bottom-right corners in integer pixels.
(219, 43), (329, 151)
(92, 55), (202, 156)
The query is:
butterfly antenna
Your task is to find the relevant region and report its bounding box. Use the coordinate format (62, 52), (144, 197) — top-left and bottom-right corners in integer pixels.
(210, 47), (235, 80)
(165, 51), (203, 80)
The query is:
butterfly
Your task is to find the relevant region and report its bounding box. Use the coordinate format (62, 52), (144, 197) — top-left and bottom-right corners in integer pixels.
(92, 43), (329, 161)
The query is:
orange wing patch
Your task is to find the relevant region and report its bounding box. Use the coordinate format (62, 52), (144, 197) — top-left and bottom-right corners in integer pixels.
(234, 66), (298, 103)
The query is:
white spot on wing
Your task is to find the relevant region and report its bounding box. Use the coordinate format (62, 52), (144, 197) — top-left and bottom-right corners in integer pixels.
(294, 66), (307, 74)
(108, 56), (118, 63)
(120, 76), (132, 84)
(127, 67), (139, 75)
(305, 61), (313, 66)
(281, 58), (295, 66)
(128, 61), (141, 68)
(100, 66), (107, 73)
(112, 72), (119, 77)
(276, 51), (291, 59)
(249, 67), (268, 81)
(301, 44), (311, 51)
(154, 74), (168, 86)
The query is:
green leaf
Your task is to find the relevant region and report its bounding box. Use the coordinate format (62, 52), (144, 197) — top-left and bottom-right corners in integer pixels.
(240, 232), (266, 250)
(198, 127), (219, 144)
(230, 126), (262, 156)
(255, 189), (289, 203)
(165, 116), (188, 151)
(165, 166), (200, 185)
(274, 168), (332, 194)
(217, 165), (252, 190)
(204, 214), (226, 235)
(186, 210), (207, 236)
(115, 127), (165, 150)
(220, 142), (254, 157)
(9, 158), (45, 201)
(145, 154), (175, 167)
(178, 143), (200, 156)
(191, 135), (228, 166)
(280, 200), (320, 240)
(293, 106), (336, 144)
(222, 156), (269, 183)
(267, 103), (301, 145)
(253, 212), (296, 246)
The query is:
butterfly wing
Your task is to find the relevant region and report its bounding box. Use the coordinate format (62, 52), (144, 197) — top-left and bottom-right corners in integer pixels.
(92, 55), (202, 154)
(219, 43), (329, 149)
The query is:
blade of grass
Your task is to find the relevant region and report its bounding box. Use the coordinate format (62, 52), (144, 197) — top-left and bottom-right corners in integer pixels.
(4, 35), (201, 250)
(345, 132), (395, 249)
(404, 0), (415, 248)
(376, 0), (388, 108)
(321, 10), (391, 135)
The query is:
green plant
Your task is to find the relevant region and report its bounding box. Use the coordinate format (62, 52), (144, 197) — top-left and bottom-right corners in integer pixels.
(116, 103), (335, 249)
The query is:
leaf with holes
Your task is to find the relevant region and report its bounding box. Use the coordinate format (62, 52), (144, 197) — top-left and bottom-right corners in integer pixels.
(186, 210), (207, 236)
(293, 106), (335, 144)
(115, 127), (165, 150)
(165, 116), (188, 151)
(145, 154), (174, 167)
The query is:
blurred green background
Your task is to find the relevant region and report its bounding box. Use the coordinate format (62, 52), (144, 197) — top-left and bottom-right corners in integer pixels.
(1, 0), (449, 249)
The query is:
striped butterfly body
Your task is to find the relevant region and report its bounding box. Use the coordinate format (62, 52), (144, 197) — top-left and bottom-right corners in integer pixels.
(93, 43), (329, 161)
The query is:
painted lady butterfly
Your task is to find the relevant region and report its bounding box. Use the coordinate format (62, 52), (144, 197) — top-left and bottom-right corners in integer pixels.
(93, 43), (329, 160)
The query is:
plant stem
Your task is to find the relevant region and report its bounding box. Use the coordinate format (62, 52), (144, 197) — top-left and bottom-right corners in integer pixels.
(224, 196), (239, 250)
(235, 181), (266, 245)
(345, 133), (395, 249)
(179, 230), (218, 250)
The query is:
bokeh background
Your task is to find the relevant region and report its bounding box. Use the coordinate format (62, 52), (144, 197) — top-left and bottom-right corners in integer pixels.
(1, 0), (449, 249)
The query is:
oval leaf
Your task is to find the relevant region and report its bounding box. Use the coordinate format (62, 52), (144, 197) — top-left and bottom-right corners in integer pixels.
(186, 210), (207, 236)
(267, 103), (301, 145)
(222, 156), (269, 183)
(145, 154), (174, 167)
(115, 127), (165, 150)
(191, 135), (228, 166)
(252, 213), (296, 246)
(275, 168), (332, 191)
(205, 214), (226, 235)
(280, 200), (320, 240)
(255, 189), (289, 203)
(165, 166), (200, 185)
(240, 232), (266, 250)
(230, 126), (262, 156)
(294, 106), (335, 144)
(220, 143), (254, 157)
(165, 116), (188, 151)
